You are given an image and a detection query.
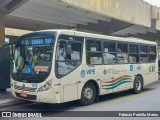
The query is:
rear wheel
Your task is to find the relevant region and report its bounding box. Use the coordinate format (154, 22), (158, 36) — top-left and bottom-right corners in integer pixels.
(79, 82), (96, 106)
(133, 76), (143, 94)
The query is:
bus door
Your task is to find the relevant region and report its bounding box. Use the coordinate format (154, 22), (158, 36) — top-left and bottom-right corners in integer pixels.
(56, 35), (83, 102)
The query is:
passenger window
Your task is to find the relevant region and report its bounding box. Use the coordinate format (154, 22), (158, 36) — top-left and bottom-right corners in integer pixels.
(118, 43), (128, 52)
(140, 45), (148, 54)
(87, 40), (101, 52)
(103, 42), (116, 52)
(129, 44), (138, 53)
(117, 43), (128, 64)
(149, 46), (156, 63)
(129, 44), (139, 63)
(140, 54), (148, 63)
(140, 45), (148, 63)
(103, 41), (116, 64)
(149, 46), (156, 55)
(129, 54), (139, 63)
(56, 35), (83, 77)
(87, 39), (102, 64)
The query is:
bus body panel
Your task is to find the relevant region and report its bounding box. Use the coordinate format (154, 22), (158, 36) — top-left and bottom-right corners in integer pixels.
(100, 65), (114, 95)
(60, 65), (83, 102)
(112, 64), (132, 92)
(10, 30), (158, 104)
(10, 75), (61, 103)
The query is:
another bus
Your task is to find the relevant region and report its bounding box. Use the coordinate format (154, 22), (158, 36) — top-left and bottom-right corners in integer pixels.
(10, 30), (158, 105)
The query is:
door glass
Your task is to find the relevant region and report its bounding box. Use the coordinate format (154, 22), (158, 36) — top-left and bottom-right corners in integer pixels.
(56, 36), (83, 77)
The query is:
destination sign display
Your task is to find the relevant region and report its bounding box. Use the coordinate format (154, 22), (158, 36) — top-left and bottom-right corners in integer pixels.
(21, 37), (54, 46)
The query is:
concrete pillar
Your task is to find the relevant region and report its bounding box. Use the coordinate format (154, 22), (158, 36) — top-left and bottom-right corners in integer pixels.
(0, 12), (5, 48)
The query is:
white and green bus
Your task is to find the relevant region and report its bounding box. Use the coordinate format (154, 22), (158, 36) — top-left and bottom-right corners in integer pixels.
(11, 30), (158, 105)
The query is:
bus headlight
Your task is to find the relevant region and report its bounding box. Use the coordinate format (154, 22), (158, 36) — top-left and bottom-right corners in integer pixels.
(38, 80), (52, 92)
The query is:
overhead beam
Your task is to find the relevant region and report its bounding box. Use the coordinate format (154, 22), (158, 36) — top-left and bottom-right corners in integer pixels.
(113, 25), (157, 36)
(0, 0), (12, 7)
(12, 8), (88, 25)
(28, 0), (111, 24)
(0, 0), (28, 14)
(11, 10), (77, 27)
(5, 15), (69, 31)
(6, 0), (29, 14)
(59, 0), (152, 27)
(25, 0), (99, 24)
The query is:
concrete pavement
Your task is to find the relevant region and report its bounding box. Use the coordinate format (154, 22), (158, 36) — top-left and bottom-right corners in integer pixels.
(0, 81), (160, 119)
(0, 88), (28, 108)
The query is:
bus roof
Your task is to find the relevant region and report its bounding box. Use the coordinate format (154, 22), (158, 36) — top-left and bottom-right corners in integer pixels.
(32, 29), (157, 45)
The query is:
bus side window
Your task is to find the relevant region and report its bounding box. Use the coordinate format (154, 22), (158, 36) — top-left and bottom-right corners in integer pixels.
(86, 39), (102, 65)
(149, 46), (156, 63)
(103, 41), (116, 64)
(129, 44), (139, 63)
(117, 43), (128, 64)
(140, 45), (148, 63)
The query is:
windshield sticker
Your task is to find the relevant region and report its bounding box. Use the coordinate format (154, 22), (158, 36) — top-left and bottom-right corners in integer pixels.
(26, 66), (31, 73)
(25, 61), (32, 74)
(26, 65), (32, 74)
(34, 66), (49, 72)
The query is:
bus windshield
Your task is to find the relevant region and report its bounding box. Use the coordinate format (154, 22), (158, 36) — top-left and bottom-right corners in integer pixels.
(12, 35), (55, 83)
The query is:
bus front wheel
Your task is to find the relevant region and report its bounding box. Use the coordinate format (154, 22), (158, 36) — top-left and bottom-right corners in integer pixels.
(133, 76), (143, 94)
(79, 82), (96, 106)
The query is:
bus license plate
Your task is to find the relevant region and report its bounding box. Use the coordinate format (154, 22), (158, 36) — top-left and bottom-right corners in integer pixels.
(20, 92), (27, 98)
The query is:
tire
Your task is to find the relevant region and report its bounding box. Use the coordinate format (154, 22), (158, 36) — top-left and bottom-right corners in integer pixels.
(133, 76), (143, 94)
(79, 82), (96, 106)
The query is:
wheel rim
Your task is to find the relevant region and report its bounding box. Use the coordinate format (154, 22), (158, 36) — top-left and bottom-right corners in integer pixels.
(135, 78), (141, 91)
(82, 87), (93, 101)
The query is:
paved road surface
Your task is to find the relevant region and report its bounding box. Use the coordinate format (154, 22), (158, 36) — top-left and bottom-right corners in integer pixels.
(1, 80), (160, 120)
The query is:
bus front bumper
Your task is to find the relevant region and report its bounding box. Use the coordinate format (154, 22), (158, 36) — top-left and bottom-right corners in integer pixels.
(11, 88), (59, 104)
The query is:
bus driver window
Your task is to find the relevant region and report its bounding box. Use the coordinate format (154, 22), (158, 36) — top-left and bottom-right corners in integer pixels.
(56, 37), (82, 77)
(57, 41), (74, 76)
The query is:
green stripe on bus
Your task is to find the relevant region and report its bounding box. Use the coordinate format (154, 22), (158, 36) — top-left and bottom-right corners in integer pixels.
(102, 78), (132, 87)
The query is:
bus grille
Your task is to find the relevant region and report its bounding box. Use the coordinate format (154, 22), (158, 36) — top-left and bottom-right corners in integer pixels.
(14, 85), (37, 92)
(15, 92), (37, 100)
